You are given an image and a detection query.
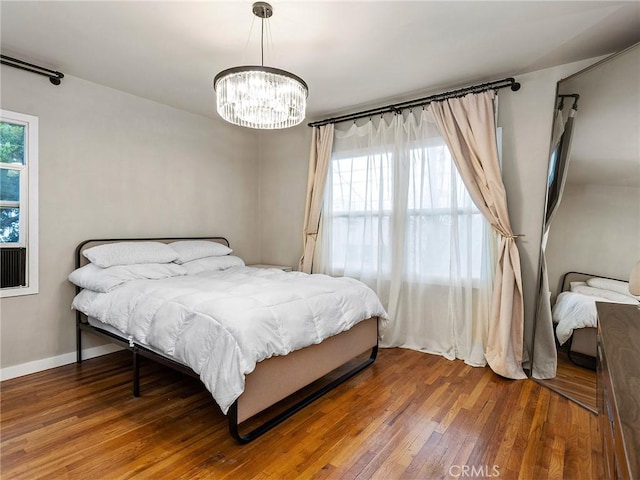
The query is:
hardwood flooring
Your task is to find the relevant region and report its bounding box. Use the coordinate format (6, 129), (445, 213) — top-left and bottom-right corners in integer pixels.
(1, 348), (602, 480)
(537, 347), (597, 413)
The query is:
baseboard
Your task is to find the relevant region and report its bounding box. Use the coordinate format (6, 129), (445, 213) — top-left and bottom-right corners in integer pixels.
(0, 344), (124, 381)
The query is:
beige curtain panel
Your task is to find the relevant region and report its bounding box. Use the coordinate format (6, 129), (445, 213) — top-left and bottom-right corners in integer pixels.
(299, 124), (335, 273)
(429, 91), (527, 380)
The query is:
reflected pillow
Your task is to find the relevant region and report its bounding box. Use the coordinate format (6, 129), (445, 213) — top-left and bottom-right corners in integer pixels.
(569, 281), (587, 290)
(182, 255), (245, 275)
(83, 242), (177, 267)
(169, 240), (233, 264)
(571, 285), (638, 304)
(586, 277), (639, 300)
(69, 263), (187, 293)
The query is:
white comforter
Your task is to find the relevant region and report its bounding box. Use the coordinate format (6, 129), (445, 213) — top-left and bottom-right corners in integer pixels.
(72, 267), (388, 414)
(552, 291), (635, 345)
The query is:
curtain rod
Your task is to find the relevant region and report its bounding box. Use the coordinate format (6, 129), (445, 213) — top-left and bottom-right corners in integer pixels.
(0, 54), (64, 85)
(308, 77), (521, 127)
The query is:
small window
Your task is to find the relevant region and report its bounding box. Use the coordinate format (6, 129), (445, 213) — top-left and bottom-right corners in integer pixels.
(1, 110), (38, 297)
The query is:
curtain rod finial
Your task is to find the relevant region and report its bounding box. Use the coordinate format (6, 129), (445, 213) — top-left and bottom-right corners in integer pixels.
(510, 82), (521, 92)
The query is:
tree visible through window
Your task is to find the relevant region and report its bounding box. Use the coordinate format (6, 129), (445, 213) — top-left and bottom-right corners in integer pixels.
(0, 121), (25, 243)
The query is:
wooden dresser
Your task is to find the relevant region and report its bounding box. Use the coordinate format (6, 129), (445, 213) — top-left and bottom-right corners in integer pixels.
(597, 302), (640, 480)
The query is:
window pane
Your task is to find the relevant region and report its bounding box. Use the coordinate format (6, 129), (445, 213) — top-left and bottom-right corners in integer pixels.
(0, 207), (20, 243)
(0, 122), (26, 165)
(331, 154), (392, 213)
(405, 212), (484, 280)
(0, 168), (20, 202)
(331, 215), (391, 275)
(404, 145), (484, 280)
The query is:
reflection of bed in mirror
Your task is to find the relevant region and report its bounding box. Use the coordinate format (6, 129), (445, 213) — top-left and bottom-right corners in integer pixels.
(552, 272), (638, 370)
(533, 42), (640, 406)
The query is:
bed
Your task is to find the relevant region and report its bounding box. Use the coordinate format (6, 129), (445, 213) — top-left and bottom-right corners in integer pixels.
(552, 271), (639, 368)
(72, 237), (387, 443)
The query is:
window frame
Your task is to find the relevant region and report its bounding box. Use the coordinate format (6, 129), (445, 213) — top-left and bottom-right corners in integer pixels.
(1, 109), (39, 297)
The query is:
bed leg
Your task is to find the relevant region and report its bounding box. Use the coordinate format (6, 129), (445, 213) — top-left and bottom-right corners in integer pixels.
(76, 325), (82, 364)
(133, 347), (140, 397)
(228, 344), (378, 444)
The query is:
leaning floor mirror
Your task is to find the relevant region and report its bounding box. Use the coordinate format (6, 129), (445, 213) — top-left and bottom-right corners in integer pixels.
(532, 43), (640, 412)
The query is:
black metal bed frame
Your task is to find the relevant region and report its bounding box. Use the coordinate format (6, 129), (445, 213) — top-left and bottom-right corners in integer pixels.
(74, 237), (378, 443)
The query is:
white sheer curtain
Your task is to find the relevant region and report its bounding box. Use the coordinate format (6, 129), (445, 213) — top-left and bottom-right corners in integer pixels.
(316, 110), (496, 366)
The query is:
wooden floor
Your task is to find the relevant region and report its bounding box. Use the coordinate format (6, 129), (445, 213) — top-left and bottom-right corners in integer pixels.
(537, 347), (597, 413)
(1, 348), (602, 480)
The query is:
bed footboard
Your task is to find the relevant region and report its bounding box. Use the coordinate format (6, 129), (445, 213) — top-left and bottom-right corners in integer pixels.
(228, 346), (377, 443)
(229, 317), (379, 443)
(78, 311), (379, 443)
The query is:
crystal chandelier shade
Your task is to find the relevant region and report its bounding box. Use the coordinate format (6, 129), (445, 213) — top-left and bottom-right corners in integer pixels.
(213, 2), (308, 130)
(214, 66), (307, 129)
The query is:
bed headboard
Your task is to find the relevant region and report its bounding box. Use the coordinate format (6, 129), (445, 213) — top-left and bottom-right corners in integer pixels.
(75, 237), (230, 268)
(561, 271), (627, 293)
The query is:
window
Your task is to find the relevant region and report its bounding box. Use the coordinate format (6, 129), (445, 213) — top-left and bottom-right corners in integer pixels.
(404, 143), (486, 282)
(328, 151), (393, 276)
(326, 141), (486, 282)
(1, 109), (38, 297)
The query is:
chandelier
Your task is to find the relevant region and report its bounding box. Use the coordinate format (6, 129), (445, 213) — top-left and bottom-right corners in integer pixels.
(213, 2), (308, 130)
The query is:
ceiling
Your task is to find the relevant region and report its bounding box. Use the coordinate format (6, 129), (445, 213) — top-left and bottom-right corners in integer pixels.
(1, 1), (639, 123)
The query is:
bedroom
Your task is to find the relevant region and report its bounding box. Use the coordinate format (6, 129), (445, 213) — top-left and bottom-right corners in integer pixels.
(1, 1), (639, 478)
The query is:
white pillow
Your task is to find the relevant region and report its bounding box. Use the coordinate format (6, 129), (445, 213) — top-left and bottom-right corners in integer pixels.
(69, 263), (187, 293)
(571, 285), (639, 305)
(169, 240), (233, 264)
(586, 277), (639, 300)
(182, 255), (244, 275)
(569, 281), (587, 290)
(83, 242), (177, 268)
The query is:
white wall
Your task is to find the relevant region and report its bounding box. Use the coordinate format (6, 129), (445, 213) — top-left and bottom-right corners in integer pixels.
(546, 183), (640, 295)
(258, 126), (312, 269)
(0, 66), (260, 370)
(258, 58), (600, 361)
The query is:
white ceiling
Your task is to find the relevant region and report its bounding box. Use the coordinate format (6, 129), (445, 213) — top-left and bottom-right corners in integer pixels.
(1, 1), (639, 123)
